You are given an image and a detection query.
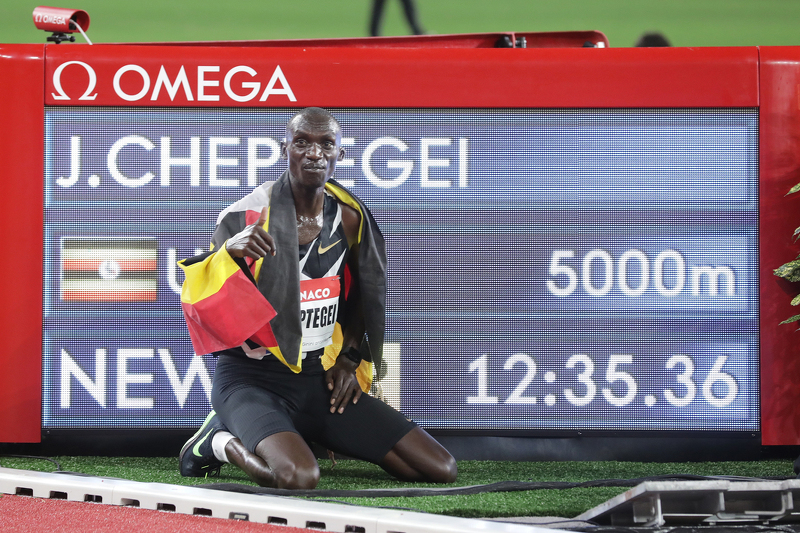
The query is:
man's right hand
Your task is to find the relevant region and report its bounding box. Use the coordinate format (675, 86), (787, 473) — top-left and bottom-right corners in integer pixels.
(226, 206), (277, 259)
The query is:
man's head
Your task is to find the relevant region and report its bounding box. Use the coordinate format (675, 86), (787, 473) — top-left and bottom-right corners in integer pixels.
(282, 107), (345, 189)
(635, 32), (671, 47)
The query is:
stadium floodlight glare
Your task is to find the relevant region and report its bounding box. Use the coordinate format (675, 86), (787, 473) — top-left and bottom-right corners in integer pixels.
(32, 6), (92, 44)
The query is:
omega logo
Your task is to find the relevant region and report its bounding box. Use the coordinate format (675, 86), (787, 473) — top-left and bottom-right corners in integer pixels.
(50, 61), (296, 103)
(51, 61), (98, 101)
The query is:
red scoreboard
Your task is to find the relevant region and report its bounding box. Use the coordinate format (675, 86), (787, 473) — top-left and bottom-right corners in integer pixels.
(0, 33), (798, 455)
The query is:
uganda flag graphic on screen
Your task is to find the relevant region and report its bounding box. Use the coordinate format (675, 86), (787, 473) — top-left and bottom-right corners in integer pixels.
(60, 238), (158, 302)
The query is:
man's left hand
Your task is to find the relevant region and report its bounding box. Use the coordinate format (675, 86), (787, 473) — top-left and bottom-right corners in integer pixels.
(325, 356), (362, 414)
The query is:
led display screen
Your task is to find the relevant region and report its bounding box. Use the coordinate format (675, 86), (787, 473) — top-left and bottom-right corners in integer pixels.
(43, 107), (759, 431)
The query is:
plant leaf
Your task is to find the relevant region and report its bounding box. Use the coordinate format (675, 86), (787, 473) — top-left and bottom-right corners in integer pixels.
(780, 313), (800, 325)
(794, 226), (800, 242)
(793, 293), (800, 306)
(774, 260), (800, 282)
(789, 182), (800, 195)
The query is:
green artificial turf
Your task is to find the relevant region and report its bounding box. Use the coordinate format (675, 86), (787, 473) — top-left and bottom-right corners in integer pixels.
(0, 455), (794, 519)
(1, 0), (799, 47)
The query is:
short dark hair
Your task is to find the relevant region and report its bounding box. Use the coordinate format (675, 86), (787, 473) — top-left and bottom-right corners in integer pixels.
(286, 107), (341, 137)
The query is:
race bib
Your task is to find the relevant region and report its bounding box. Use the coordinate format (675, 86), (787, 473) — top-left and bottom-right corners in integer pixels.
(300, 276), (340, 352)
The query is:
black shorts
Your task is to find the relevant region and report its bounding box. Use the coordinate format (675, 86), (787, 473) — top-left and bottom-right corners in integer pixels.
(211, 352), (417, 465)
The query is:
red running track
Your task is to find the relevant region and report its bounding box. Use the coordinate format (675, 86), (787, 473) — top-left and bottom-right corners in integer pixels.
(0, 494), (315, 533)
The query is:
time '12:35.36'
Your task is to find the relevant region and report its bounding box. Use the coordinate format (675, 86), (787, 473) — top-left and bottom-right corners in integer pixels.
(466, 352), (738, 409)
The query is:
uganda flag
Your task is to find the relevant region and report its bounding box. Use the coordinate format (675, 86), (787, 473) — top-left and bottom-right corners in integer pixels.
(60, 237), (158, 302)
(178, 245), (278, 356)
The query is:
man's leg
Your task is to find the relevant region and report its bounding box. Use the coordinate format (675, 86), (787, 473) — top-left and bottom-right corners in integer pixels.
(379, 427), (457, 483)
(223, 431), (320, 489)
(306, 381), (457, 484)
(398, 0), (425, 35)
(369, 0), (387, 36)
(210, 355), (321, 489)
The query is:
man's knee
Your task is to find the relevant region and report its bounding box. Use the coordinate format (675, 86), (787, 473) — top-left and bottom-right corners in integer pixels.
(252, 432), (320, 489)
(430, 454), (457, 484)
(271, 462), (320, 490)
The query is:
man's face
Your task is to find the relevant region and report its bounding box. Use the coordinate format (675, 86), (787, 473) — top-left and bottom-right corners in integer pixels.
(282, 116), (344, 189)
